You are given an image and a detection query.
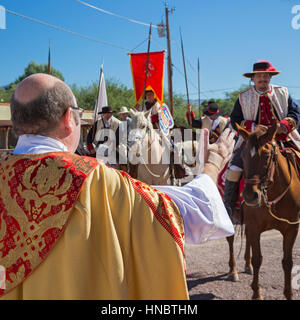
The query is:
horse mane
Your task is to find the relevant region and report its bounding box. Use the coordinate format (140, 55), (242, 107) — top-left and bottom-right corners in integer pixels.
(248, 125), (271, 152)
(129, 109), (153, 132)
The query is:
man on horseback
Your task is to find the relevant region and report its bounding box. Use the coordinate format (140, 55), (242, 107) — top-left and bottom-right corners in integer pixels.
(186, 102), (229, 143)
(224, 60), (300, 219)
(86, 105), (121, 159)
(143, 89), (161, 129)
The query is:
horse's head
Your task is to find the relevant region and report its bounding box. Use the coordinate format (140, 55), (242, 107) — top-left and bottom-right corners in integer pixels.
(128, 108), (153, 156)
(129, 108), (152, 131)
(237, 122), (279, 207)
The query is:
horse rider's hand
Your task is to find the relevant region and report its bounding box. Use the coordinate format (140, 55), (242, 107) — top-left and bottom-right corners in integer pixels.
(277, 123), (288, 135)
(206, 128), (235, 172)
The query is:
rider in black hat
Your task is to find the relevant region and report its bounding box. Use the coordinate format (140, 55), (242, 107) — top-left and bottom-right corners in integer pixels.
(186, 102), (229, 143)
(223, 60), (300, 221)
(87, 106), (120, 157)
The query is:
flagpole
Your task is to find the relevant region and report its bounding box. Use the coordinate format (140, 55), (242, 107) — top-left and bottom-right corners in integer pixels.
(180, 27), (191, 127)
(198, 58), (201, 118)
(165, 5), (174, 117)
(180, 28), (189, 105)
(141, 23), (152, 109)
(91, 64), (104, 140)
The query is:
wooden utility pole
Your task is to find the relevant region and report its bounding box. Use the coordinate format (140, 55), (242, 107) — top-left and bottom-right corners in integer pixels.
(165, 5), (174, 116)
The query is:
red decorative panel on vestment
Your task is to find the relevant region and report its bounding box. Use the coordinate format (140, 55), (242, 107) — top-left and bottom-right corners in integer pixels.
(0, 152), (98, 297)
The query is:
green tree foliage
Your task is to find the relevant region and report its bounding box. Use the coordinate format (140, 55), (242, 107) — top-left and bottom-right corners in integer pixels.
(0, 61), (65, 102)
(0, 83), (17, 103)
(13, 61), (65, 85)
(164, 92), (192, 127)
(71, 78), (136, 112)
(216, 85), (250, 116)
(106, 79), (136, 112)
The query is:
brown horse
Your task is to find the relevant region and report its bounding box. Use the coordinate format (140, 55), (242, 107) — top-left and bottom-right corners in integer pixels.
(226, 216), (253, 282)
(233, 122), (300, 300)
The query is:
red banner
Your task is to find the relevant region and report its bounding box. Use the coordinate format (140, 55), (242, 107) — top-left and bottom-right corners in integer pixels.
(129, 51), (165, 106)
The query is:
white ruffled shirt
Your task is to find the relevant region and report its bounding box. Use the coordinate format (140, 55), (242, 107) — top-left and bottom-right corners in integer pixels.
(14, 134), (234, 244)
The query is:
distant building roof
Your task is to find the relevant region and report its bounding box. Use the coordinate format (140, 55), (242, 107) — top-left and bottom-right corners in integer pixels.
(0, 103), (94, 127)
(0, 103), (11, 127)
(81, 110), (94, 125)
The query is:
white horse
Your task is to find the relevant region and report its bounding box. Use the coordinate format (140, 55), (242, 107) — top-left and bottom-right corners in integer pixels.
(127, 109), (202, 185)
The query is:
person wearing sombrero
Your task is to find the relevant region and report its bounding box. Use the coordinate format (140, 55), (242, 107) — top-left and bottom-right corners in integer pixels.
(117, 106), (132, 132)
(223, 60), (300, 220)
(186, 102), (229, 143)
(87, 106), (121, 157)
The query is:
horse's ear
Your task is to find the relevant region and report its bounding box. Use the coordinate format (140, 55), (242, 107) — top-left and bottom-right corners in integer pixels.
(236, 123), (250, 140)
(260, 121), (279, 144)
(129, 108), (136, 117)
(144, 110), (151, 119)
(268, 121), (279, 139)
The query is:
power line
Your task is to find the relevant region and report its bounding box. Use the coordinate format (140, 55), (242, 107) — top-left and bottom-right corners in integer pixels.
(172, 64), (198, 90)
(197, 87), (238, 94)
(172, 63), (210, 99)
(129, 38), (148, 52)
(151, 39), (166, 51)
(172, 39), (197, 74)
(5, 8), (130, 51)
(75, 0), (159, 28)
(172, 64), (194, 87)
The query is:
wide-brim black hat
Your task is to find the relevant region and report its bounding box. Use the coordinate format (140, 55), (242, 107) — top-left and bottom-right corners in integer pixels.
(243, 60), (280, 78)
(145, 89), (154, 94)
(98, 106), (115, 114)
(144, 89), (155, 97)
(204, 103), (220, 116)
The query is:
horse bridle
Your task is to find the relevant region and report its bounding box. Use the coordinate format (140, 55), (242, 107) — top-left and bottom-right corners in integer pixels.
(129, 121), (163, 179)
(244, 141), (292, 207)
(244, 141), (277, 187)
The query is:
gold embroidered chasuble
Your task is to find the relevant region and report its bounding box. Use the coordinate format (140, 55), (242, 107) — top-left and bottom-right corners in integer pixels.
(0, 152), (187, 299)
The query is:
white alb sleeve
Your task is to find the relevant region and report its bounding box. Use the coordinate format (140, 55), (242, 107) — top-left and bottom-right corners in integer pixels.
(155, 174), (234, 244)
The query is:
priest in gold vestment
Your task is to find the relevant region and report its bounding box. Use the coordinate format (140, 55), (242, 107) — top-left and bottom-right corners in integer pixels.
(0, 74), (235, 300)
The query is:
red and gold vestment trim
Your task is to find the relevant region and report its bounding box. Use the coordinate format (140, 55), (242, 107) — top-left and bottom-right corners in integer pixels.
(120, 171), (185, 259)
(0, 152), (98, 296)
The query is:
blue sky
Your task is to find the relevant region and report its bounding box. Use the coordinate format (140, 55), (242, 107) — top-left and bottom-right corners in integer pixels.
(1, 0), (300, 102)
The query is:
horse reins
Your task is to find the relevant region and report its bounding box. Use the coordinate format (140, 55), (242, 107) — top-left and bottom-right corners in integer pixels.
(133, 122), (169, 179)
(245, 142), (300, 225)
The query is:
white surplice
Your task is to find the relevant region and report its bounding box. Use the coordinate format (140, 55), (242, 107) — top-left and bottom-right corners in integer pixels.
(13, 134), (234, 244)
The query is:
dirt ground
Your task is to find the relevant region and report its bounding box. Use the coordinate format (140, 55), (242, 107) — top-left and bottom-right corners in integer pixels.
(185, 228), (300, 300)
